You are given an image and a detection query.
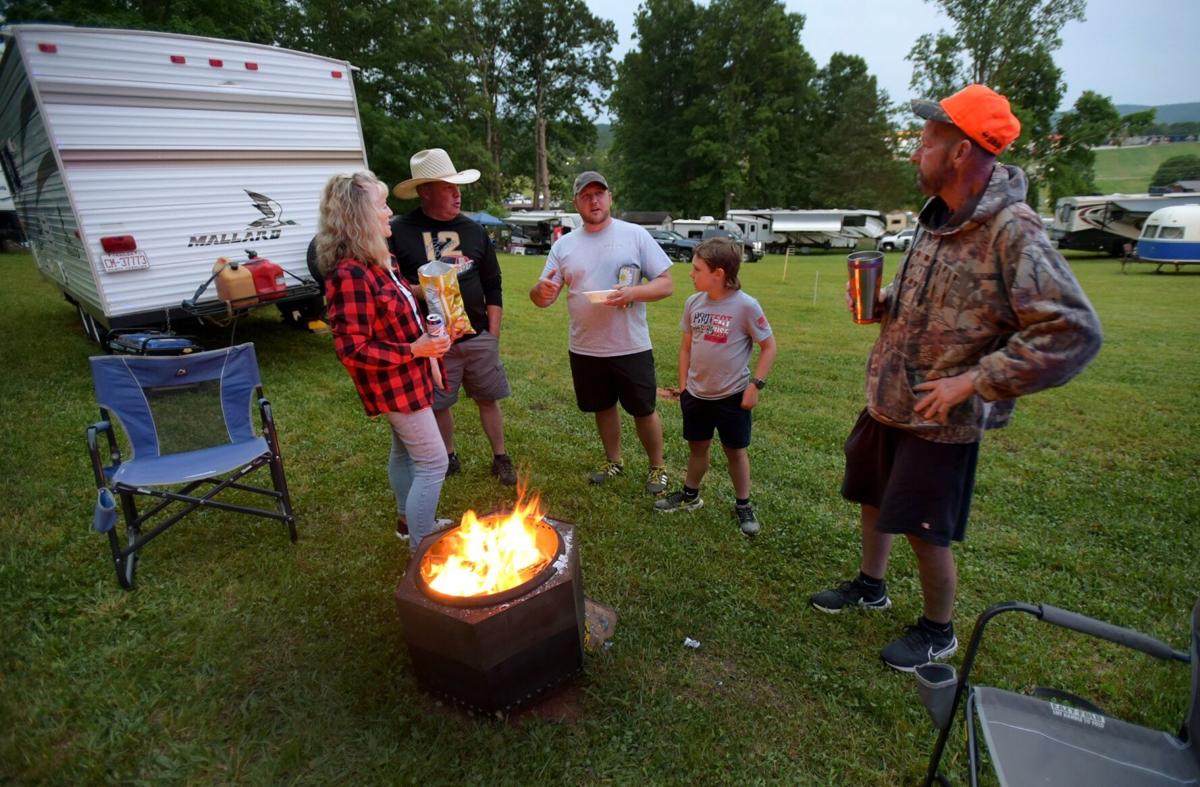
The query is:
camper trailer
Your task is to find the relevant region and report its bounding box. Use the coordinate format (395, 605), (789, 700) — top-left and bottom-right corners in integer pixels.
(0, 24), (368, 342)
(724, 209), (885, 252)
(1050, 192), (1199, 256)
(1132, 204), (1200, 272)
(504, 211), (581, 253)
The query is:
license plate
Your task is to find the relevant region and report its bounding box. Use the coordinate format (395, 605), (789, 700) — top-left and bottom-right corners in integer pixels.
(100, 251), (150, 273)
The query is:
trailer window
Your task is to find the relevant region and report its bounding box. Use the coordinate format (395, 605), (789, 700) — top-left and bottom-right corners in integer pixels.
(1159, 226), (1184, 239)
(1141, 224), (1158, 238)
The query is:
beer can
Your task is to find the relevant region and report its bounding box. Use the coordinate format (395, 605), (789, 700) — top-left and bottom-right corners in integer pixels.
(426, 313), (446, 337)
(617, 263), (640, 288)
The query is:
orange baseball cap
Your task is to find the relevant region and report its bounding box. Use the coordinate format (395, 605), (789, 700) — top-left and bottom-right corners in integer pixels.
(911, 84), (1021, 155)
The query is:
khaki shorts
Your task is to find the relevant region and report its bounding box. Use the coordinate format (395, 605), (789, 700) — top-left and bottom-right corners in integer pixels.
(433, 331), (511, 409)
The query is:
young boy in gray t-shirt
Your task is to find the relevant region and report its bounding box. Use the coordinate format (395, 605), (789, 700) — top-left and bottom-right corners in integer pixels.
(654, 238), (777, 535)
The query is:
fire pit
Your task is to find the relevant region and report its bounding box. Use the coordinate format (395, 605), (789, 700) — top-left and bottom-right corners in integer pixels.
(394, 494), (585, 713)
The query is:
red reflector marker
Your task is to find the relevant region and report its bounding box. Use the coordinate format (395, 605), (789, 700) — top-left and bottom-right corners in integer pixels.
(100, 235), (137, 254)
(209, 58), (223, 68)
(245, 62), (259, 71)
(38, 43), (58, 54)
(170, 55), (186, 64)
(331, 70), (343, 79)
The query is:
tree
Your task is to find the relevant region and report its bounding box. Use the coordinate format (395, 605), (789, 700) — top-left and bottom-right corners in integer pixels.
(1151, 155), (1200, 188)
(906, 0), (1086, 208)
(1045, 91), (1122, 204)
(687, 0), (816, 215)
(609, 0), (707, 214)
(502, 0), (615, 208)
(809, 53), (910, 211)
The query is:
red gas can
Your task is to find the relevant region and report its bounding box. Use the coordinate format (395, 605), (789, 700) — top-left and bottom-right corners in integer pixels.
(245, 251), (287, 301)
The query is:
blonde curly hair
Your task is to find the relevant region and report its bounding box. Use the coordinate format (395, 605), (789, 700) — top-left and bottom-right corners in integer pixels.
(315, 171), (390, 276)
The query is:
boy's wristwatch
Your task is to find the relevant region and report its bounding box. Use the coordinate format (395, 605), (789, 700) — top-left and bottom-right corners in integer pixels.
(751, 377), (767, 390)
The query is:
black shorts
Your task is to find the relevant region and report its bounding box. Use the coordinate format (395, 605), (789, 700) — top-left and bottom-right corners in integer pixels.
(680, 389), (751, 449)
(841, 409), (979, 547)
(569, 350), (657, 417)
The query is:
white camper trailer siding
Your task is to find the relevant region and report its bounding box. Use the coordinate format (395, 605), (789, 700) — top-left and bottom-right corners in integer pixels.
(0, 24), (365, 328)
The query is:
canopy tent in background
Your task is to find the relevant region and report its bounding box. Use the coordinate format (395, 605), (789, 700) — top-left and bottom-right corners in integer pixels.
(467, 211), (506, 226)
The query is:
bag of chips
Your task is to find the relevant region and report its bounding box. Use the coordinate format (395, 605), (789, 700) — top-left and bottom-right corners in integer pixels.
(418, 257), (475, 340)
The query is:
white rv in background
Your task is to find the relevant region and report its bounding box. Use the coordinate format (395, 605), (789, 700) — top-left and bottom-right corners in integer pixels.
(725, 208), (886, 252)
(1051, 192), (1200, 256)
(0, 24), (368, 342)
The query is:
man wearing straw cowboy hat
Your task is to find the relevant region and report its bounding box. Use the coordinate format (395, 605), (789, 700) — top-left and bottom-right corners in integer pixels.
(809, 84), (1102, 671)
(389, 148), (518, 502)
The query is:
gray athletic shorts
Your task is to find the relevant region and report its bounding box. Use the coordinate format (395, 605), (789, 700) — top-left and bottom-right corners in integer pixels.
(433, 331), (511, 409)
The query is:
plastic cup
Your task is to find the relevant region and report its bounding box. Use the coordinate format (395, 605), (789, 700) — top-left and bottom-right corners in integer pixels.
(848, 251), (884, 324)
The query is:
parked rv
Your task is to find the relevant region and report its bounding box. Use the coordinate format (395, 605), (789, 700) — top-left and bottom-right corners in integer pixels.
(0, 24), (367, 343)
(1050, 192), (1200, 256)
(504, 211), (581, 254)
(725, 208), (885, 253)
(1132, 204), (1200, 272)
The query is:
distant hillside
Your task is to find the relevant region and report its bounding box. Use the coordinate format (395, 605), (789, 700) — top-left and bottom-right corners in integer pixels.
(1093, 140), (1200, 194)
(1114, 102), (1200, 124)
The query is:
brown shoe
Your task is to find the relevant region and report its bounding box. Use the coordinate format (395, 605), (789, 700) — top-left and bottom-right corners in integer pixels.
(491, 454), (517, 486)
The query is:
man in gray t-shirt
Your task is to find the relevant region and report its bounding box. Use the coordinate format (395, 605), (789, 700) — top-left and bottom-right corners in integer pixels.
(529, 171), (674, 493)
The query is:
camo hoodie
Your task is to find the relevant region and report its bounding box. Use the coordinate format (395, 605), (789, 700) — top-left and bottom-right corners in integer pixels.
(865, 164), (1102, 444)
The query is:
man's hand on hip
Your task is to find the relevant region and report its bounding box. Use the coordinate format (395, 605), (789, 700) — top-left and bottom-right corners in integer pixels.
(913, 372), (977, 424)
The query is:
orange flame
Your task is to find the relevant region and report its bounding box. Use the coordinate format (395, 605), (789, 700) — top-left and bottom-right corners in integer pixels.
(420, 490), (555, 598)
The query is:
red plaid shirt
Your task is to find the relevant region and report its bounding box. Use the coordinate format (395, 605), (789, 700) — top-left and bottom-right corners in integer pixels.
(326, 257), (434, 415)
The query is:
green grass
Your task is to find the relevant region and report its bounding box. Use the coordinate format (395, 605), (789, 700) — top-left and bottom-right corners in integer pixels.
(1, 248), (1197, 784)
(1093, 141), (1200, 194)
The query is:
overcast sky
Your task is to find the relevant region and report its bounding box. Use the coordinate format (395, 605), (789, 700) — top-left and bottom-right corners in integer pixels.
(584, 0), (1200, 115)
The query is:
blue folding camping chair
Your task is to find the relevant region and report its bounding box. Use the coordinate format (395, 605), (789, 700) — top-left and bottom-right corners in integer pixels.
(87, 342), (296, 589)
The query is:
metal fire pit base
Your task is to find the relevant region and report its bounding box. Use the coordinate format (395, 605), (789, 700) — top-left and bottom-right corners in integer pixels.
(394, 518), (585, 713)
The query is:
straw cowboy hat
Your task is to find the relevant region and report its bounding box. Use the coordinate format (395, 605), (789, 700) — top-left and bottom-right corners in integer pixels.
(393, 148), (480, 199)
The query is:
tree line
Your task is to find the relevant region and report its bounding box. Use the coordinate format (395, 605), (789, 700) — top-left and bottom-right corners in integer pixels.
(0, 0), (1144, 216)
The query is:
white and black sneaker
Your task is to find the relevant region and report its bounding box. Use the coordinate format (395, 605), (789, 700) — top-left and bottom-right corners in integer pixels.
(809, 577), (892, 614)
(880, 621), (958, 672)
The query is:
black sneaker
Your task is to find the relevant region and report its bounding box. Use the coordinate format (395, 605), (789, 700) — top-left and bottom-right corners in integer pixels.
(491, 454), (517, 486)
(734, 504), (760, 536)
(395, 517), (409, 541)
(445, 452), (461, 478)
(880, 621), (958, 672)
(809, 577), (892, 614)
(589, 461), (623, 485)
(654, 490), (704, 513)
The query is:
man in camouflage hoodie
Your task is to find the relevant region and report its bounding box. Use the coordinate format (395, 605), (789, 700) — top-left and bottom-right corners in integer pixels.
(810, 85), (1103, 671)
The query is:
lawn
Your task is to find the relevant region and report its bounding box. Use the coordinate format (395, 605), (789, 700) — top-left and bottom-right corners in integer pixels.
(1, 248), (1197, 784)
(1092, 140), (1200, 194)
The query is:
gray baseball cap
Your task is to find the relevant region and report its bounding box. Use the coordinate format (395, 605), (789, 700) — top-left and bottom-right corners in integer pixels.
(573, 170), (609, 195)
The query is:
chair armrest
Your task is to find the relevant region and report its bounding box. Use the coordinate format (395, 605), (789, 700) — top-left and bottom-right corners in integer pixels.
(86, 420), (119, 487)
(1040, 604), (1188, 662)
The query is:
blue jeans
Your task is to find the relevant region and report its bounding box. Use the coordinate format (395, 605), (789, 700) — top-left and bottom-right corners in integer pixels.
(385, 408), (449, 544)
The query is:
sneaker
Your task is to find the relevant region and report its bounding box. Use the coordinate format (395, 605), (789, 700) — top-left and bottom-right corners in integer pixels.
(645, 465), (669, 495)
(809, 577), (892, 614)
(445, 452), (461, 478)
(491, 454), (517, 486)
(734, 503), (760, 536)
(880, 621), (958, 672)
(589, 461), (623, 485)
(395, 517), (409, 541)
(654, 490), (704, 513)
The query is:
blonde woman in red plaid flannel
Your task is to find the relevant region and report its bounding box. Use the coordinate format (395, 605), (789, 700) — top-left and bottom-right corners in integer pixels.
(316, 172), (452, 544)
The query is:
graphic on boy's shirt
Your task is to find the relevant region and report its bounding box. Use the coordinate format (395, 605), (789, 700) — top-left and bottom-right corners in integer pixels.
(692, 311), (733, 344)
(755, 314), (770, 331)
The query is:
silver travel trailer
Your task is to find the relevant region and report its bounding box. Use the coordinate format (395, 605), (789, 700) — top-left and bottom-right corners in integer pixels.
(725, 208), (886, 252)
(0, 24), (368, 342)
(1050, 192), (1200, 256)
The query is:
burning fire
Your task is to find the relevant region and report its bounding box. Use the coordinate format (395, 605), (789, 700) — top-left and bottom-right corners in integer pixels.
(420, 491), (556, 598)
